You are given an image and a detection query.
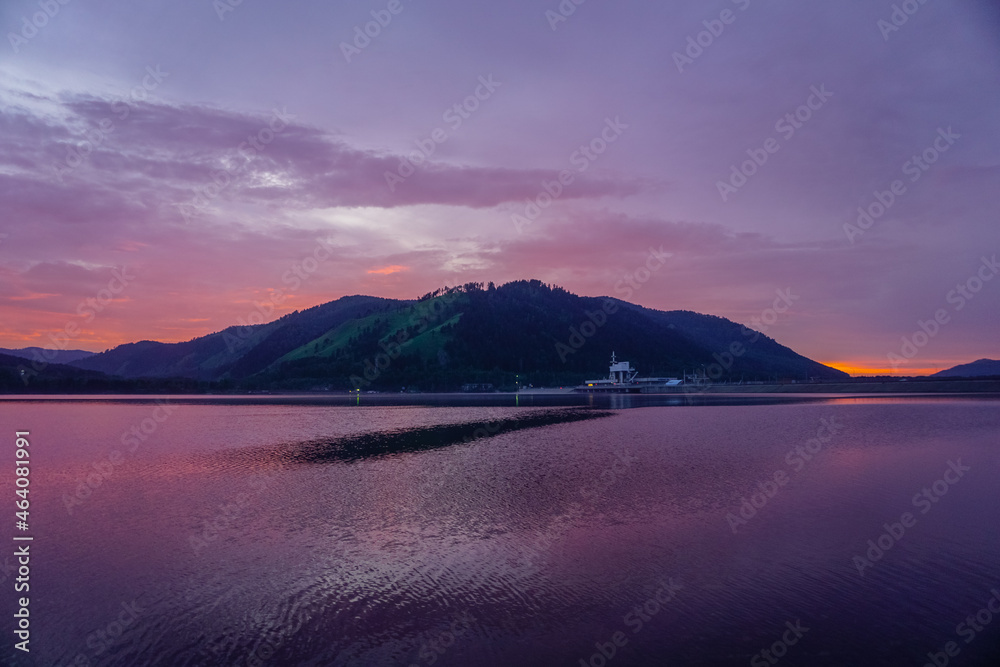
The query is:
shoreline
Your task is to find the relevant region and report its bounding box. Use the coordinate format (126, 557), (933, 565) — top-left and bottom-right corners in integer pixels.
(2, 379), (999, 400)
(522, 379), (1000, 395)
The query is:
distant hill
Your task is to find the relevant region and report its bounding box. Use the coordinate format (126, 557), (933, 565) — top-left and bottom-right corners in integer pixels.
(69, 295), (395, 380)
(0, 351), (108, 391)
(68, 280), (847, 391)
(0, 351), (216, 393)
(0, 347), (95, 364)
(931, 359), (1000, 378)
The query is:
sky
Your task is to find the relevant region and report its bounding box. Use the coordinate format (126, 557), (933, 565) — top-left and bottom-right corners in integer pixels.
(1, 0), (998, 375)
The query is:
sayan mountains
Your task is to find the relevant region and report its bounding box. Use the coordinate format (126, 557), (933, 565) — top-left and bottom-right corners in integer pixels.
(2, 280), (849, 392)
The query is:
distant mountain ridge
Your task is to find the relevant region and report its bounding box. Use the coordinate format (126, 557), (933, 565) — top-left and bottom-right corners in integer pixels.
(931, 359), (1000, 378)
(0, 347), (95, 365)
(66, 280), (847, 390)
(69, 295), (394, 381)
(0, 351), (109, 391)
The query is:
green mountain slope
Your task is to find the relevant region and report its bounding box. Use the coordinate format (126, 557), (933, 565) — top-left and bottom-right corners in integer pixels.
(69, 280), (848, 390)
(70, 295), (395, 380)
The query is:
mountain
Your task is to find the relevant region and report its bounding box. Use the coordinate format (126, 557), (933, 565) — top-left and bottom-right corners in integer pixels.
(70, 295), (396, 380)
(931, 359), (1000, 378)
(68, 280), (847, 390)
(0, 351), (108, 391)
(0, 347), (95, 364)
(0, 352), (211, 393)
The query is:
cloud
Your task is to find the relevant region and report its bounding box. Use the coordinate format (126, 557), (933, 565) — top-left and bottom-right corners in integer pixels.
(1, 0), (997, 373)
(0, 85), (650, 226)
(367, 265), (408, 275)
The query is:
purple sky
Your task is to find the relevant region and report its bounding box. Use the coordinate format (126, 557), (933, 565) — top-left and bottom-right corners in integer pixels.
(1, 0), (998, 374)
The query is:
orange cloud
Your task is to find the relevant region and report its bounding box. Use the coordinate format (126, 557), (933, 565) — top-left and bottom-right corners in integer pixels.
(367, 265), (408, 275)
(112, 240), (150, 252)
(8, 293), (60, 302)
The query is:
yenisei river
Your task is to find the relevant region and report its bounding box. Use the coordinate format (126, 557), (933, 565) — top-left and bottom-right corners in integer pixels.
(1, 395), (998, 666)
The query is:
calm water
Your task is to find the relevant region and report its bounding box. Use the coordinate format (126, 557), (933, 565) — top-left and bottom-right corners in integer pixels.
(1, 395), (998, 666)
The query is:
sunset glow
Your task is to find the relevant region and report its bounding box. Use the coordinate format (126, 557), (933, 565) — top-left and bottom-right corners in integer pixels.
(367, 265), (409, 276)
(0, 0), (997, 375)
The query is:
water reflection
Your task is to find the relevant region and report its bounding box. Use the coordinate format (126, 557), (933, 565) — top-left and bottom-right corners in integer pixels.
(0, 397), (997, 666)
